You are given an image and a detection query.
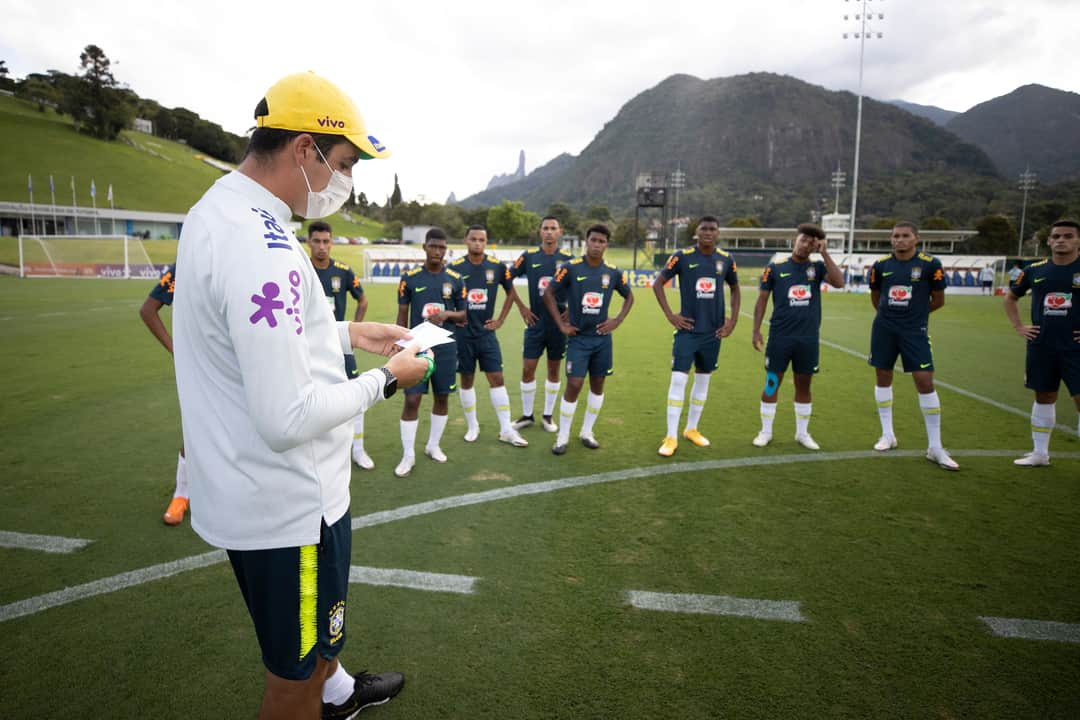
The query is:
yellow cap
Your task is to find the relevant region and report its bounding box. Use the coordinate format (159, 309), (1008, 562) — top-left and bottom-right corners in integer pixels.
(254, 71), (390, 160)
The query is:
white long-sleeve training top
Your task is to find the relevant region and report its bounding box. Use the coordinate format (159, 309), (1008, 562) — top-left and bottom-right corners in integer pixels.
(173, 171), (382, 550)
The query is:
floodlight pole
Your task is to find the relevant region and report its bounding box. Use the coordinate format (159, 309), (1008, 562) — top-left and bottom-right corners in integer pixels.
(843, 0), (883, 257)
(670, 166), (686, 248)
(1017, 166), (1037, 256)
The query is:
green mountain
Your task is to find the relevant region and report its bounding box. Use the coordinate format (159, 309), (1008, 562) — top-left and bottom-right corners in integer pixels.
(946, 84), (1080, 183)
(462, 73), (1003, 225)
(886, 99), (959, 127)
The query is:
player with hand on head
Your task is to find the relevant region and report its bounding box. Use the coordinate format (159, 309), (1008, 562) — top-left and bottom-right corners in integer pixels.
(652, 215), (740, 457)
(306, 220), (375, 469)
(867, 221), (958, 470)
(545, 224), (634, 454)
(510, 216), (574, 433)
(750, 223), (844, 449)
(138, 263), (188, 525)
(395, 227), (467, 476)
(449, 224), (529, 447)
(1003, 219), (1080, 466)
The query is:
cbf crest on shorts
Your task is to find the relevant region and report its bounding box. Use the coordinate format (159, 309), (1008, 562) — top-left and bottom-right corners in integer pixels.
(328, 600), (346, 645)
(331, 276), (341, 292)
(442, 282), (453, 298)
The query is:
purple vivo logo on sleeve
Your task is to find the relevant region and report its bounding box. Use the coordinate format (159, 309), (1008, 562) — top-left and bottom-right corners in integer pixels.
(250, 282), (284, 327)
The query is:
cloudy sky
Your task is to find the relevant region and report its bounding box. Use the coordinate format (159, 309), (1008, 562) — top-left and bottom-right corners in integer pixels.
(3, 0), (1077, 206)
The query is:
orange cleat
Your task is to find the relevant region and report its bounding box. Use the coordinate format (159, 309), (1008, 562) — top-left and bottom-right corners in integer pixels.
(682, 428), (711, 448)
(163, 496), (189, 526)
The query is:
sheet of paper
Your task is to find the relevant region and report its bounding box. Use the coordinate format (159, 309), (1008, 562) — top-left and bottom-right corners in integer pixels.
(395, 321), (455, 351)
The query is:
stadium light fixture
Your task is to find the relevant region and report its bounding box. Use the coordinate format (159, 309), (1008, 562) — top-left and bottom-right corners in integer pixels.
(1017, 166), (1038, 255)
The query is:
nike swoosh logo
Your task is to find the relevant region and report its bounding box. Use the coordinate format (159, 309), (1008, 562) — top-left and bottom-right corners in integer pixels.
(577, 276), (588, 281)
(919, 363), (931, 369)
(882, 272), (894, 277)
(813, 366), (819, 372)
(688, 263), (699, 268)
(415, 286), (426, 292)
(1033, 277), (1045, 283)
(779, 273), (791, 278)
(531, 263), (542, 268)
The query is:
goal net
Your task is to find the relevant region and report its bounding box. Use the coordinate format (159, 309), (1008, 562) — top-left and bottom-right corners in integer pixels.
(17, 235), (163, 279)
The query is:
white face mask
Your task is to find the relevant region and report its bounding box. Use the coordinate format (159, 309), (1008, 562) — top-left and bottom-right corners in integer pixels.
(299, 144), (353, 219)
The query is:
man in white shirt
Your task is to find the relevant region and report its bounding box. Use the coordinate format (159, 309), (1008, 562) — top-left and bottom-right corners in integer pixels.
(173, 71), (428, 720)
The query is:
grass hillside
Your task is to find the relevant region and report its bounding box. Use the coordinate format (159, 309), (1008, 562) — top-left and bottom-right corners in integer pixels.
(0, 95), (385, 239)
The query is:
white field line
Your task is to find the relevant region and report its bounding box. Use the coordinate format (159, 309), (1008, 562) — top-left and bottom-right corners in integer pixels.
(349, 566), (477, 595)
(741, 311), (1075, 434)
(979, 616), (1080, 644)
(3, 449), (1079, 624)
(628, 590), (806, 623)
(0, 530), (91, 554)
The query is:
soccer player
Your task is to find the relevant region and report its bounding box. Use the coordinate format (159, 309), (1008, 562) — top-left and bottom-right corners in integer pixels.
(867, 221), (958, 470)
(396, 228), (467, 476)
(449, 225), (529, 447)
(1003, 219), (1080, 466)
(510, 216), (574, 433)
(652, 215), (740, 457)
(750, 223), (844, 449)
(306, 220), (374, 469)
(172, 72), (428, 720)
(138, 263), (188, 526)
(545, 224), (634, 454)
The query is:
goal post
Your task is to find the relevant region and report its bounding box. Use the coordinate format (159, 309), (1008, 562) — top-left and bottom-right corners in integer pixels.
(17, 235), (164, 279)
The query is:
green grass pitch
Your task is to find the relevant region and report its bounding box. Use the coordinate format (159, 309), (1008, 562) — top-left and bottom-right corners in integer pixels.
(0, 274), (1077, 719)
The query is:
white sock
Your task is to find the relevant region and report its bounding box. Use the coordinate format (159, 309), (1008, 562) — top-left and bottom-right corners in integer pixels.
(686, 373), (711, 430)
(1031, 402), (1056, 455)
(459, 387), (479, 432)
(581, 392), (604, 435)
(427, 412), (448, 450)
(520, 380), (537, 417)
(760, 402), (777, 435)
(173, 452), (188, 499)
(875, 386), (894, 438)
(352, 413), (365, 453)
(322, 661), (354, 705)
(400, 419), (418, 458)
(918, 391), (943, 450)
(666, 371), (689, 438)
(490, 386), (513, 434)
(557, 398), (578, 445)
(794, 402), (812, 436)
(543, 380), (561, 417)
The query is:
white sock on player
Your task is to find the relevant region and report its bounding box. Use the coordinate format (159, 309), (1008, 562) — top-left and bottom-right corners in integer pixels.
(520, 380), (537, 417)
(1031, 402), (1056, 456)
(322, 661), (354, 705)
(666, 371), (689, 438)
(794, 402), (812, 437)
(459, 387), (479, 433)
(759, 402), (777, 435)
(427, 413), (448, 451)
(490, 385), (513, 434)
(174, 452), (188, 499)
(581, 392), (604, 435)
(400, 419), (418, 458)
(918, 391), (943, 449)
(352, 412), (365, 454)
(686, 373), (711, 430)
(543, 380), (561, 417)
(875, 386), (895, 438)
(556, 398), (578, 446)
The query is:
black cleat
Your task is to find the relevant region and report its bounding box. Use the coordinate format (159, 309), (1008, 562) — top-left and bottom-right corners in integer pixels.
(322, 670), (404, 720)
(551, 443), (567, 456)
(512, 414), (535, 430)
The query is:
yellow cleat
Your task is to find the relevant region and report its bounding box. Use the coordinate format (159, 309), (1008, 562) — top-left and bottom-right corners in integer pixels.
(682, 428), (710, 448)
(163, 496), (189, 526)
(658, 437), (678, 457)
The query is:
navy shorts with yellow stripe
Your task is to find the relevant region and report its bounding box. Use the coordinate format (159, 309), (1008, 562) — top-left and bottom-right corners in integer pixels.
(671, 331), (720, 373)
(565, 334), (613, 378)
(868, 319), (934, 372)
(523, 322), (567, 361)
(1025, 347), (1080, 395)
(227, 511), (352, 681)
(343, 354), (359, 379)
(405, 343), (458, 395)
(456, 332), (503, 375)
(764, 335), (819, 375)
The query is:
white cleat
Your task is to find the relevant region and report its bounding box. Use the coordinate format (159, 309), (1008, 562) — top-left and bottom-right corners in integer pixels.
(424, 446), (448, 463)
(351, 446), (375, 470)
(541, 415), (558, 433)
(498, 429), (529, 447)
(752, 432), (772, 448)
(1013, 452), (1050, 467)
(926, 447), (960, 471)
(579, 432), (600, 450)
(795, 433), (820, 451)
(394, 456), (415, 478)
(464, 426), (480, 443)
(873, 435), (898, 452)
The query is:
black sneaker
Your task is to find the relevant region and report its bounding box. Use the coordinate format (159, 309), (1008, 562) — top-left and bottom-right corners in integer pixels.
(551, 443), (567, 455)
(512, 414), (535, 430)
(322, 670), (404, 720)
